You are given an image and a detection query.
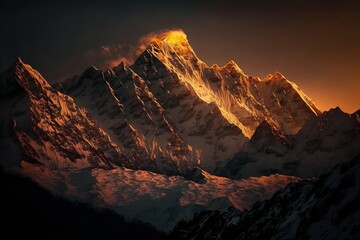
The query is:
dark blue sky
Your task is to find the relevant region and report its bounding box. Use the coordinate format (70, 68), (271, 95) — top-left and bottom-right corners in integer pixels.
(1, 0), (359, 112)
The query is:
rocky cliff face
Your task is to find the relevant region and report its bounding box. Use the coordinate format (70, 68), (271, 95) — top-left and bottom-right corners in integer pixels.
(0, 58), (130, 169)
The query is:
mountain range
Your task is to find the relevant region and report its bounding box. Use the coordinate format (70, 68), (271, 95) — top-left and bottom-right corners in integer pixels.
(0, 30), (359, 236)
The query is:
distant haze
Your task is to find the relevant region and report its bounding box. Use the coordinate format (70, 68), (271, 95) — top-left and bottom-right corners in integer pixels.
(1, 0), (359, 113)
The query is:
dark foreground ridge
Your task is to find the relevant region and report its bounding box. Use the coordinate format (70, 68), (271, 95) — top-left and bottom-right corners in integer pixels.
(0, 168), (165, 239)
(170, 155), (360, 240)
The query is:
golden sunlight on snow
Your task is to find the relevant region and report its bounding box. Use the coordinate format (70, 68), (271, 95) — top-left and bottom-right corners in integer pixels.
(142, 29), (187, 46)
(163, 30), (188, 44)
(19, 161), (299, 231)
(106, 29), (189, 68)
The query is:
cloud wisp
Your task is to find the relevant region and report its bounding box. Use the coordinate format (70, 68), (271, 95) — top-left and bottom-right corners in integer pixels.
(85, 28), (186, 69)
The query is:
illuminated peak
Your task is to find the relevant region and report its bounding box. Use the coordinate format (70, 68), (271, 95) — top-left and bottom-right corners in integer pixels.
(221, 60), (244, 74)
(15, 56), (24, 65)
(1, 57), (26, 97)
(264, 72), (285, 81)
(0, 57), (52, 97)
(210, 64), (220, 69)
(140, 29), (189, 48)
(12, 56), (28, 71)
(138, 29), (197, 61)
(162, 30), (188, 45)
(225, 60), (237, 66)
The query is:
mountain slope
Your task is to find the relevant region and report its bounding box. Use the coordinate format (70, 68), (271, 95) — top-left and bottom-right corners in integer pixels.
(129, 30), (321, 171)
(55, 62), (195, 174)
(18, 161), (299, 232)
(0, 58), (130, 169)
(220, 107), (360, 178)
(171, 155), (360, 240)
(108, 64), (194, 173)
(131, 37), (247, 171)
(53, 66), (157, 171)
(132, 31), (320, 137)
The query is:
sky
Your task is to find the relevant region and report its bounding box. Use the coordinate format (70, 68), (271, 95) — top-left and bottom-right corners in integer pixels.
(1, 0), (359, 113)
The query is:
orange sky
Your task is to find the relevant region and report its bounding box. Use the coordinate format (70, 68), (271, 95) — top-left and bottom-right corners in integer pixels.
(294, 70), (360, 113)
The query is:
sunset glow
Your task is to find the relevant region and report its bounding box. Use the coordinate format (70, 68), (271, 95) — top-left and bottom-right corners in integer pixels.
(1, 1), (359, 238)
(163, 30), (188, 44)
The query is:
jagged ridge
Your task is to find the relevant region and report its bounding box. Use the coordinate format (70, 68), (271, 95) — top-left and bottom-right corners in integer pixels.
(171, 155), (360, 240)
(0, 30), (341, 174)
(0, 58), (131, 169)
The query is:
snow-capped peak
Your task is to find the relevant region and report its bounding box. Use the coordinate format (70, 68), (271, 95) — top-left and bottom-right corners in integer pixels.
(11, 56), (52, 96)
(145, 30), (191, 50)
(126, 29), (328, 171)
(141, 30), (201, 67)
(221, 60), (245, 74)
(263, 71), (286, 81)
(1, 57), (132, 169)
(1, 58), (24, 96)
(162, 30), (188, 45)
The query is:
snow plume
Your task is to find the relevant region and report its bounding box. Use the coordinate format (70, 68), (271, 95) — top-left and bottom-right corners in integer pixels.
(136, 28), (187, 52)
(85, 29), (186, 69)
